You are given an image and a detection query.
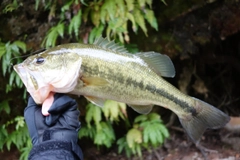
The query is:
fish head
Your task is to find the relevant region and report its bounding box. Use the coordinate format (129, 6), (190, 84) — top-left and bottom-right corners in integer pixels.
(14, 49), (82, 104)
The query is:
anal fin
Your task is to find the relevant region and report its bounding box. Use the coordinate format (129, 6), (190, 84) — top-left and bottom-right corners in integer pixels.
(128, 104), (154, 114)
(85, 96), (106, 107)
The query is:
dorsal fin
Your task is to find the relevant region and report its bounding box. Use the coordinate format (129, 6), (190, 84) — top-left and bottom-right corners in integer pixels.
(136, 52), (175, 78)
(93, 37), (129, 53)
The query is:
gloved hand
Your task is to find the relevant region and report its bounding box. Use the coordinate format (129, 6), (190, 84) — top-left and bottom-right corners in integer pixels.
(24, 93), (81, 145)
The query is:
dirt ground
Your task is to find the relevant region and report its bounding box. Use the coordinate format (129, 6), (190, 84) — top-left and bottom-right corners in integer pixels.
(83, 129), (240, 160)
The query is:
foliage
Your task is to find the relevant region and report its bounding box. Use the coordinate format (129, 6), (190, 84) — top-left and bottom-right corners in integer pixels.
(42, 22), (65, 48)
(102, 100), (127, 122)
(36, 0), (163, 47)
(80, 102), (169, 158)
(2, 0), (19, 13)
(0, 39), (28, 159)
(0, 100), (11, 114)
(136, 113), (169, 148)
(117, 113), (169, 158)
(79, 101), (126, 148)
(0, 116), (31, 160)
(0, 40), (26, 92)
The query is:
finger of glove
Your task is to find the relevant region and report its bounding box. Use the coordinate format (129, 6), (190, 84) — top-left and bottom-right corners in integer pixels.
(48, 93), (77, 114)
(45, 93), (78, 126)
(45, 106), (80, 128)
(64, 109), (81, 130)
(45, 114), (59, 126)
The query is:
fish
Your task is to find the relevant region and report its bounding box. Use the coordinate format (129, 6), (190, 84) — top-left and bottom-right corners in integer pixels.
(14, 37), (230, 145)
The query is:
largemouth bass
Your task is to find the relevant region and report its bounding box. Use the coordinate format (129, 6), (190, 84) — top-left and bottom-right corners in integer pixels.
(14, 37), (229, 144)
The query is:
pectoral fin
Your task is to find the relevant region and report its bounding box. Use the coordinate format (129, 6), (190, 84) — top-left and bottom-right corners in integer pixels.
(81, 77), (109, 86)
(128, 104), (154, 114)
(85, 96), (106, 107)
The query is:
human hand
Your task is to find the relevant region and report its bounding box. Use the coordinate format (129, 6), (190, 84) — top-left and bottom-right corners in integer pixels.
(24, 93), (81, 145)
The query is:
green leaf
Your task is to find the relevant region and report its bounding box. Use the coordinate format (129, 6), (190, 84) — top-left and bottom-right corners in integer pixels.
(106, 25), (112, 40)
(3, 40), (23, 84)
(0, 125), (8, 150)
(2, 58), (7, 76)
(90, 10), (100, 26)
(80, 0), (88, 6)
(4, 121), (29, 151)
(82, 7), (90, 23)
(125, 0), (134, 11)
(135, 113), (169, 148)
(145, 0), (153, 7)
(134, 114), (148, 123)
(126, 12), (137, 32)
(126, 128), (142, 148)
(148, 113), (161, 121)
(68, 10), (82, 37)
(94, 122), (115, 148)
(0, 43), (6, 58)
(136, 144), (142, 157)
(57, 23), (64, 38)
(159, 124), (169, 138)
(88, 24), (104, 44)
(9, 72), (15, 86)
(101, 0), (116, 20)
(19, 138), (32, 160)
(145, 9), (158, 31)
(61, 0), (73, 12)
(133, 8), (148, 36)
(161, 0), (168, 6)
(15, 116), (25, 130)
(137, 0), (146, 8)
(100, 7), (107, 24)
(6, 136), (12, 150)
(85, 103), (102, 128)
(0, 100), (10, 114)
(42, 22), (65, 48)
(3, 0), (18, 13)
(102, 100), (126, 122)
(117, 137), (126, 153)
(78, 125), (96, 139)
(13, 41), (27, 53)
(35, 0), (40, 10)
(117, 137), (133, 157)
(116, 0), (125, 17)
(150, 126), (161, 145)
(15, 73), (23, 88)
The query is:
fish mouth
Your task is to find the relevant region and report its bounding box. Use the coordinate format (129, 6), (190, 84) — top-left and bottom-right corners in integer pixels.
(14, 64), (31, 89)
(14, 64), (50, 104)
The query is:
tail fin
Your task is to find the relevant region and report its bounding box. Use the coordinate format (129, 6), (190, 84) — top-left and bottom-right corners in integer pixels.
(179, 97), (230, 144)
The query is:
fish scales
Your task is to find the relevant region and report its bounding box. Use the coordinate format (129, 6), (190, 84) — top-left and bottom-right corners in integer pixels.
(70, 46), (196, 118)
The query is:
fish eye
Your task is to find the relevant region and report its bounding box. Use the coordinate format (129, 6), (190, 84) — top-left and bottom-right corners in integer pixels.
(36, 57), (45, 64)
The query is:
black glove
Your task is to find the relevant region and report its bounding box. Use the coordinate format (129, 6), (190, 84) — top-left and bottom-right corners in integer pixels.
(24, 93), (81, 145)
(24, 93), (83, 160)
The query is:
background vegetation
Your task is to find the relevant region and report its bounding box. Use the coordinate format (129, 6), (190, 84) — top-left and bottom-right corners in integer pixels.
(0, 0), (239, 159)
